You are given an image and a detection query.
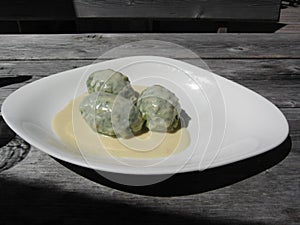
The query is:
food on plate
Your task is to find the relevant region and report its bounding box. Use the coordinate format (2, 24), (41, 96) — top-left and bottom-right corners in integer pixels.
(52, 93), (190, 158)
(79, 92), (144, 138)
(83, 70), (182, 136)
(86, 69), (139, 103)
(137, 85), (180, 132)
(52, 69), (190, 158)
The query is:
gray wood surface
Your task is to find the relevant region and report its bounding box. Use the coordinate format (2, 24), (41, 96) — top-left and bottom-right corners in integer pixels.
(277, 6), (300, 33)
(0, 34), (299, 60)
(74, 0), (281, 21)
(0, 59), (299, 79)
(0, 34), (299, 225)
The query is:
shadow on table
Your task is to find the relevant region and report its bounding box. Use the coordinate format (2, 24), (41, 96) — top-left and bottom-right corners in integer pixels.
(0, 179), (265, 225)
(0, 137), (291, 225)
(56, 136), (292, 197)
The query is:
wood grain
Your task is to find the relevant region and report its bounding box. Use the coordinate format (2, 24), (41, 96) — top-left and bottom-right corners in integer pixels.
(0, 59), (299, 79)
(283, 108), (300, 134)
(0, 137), (298, 224)
(279, 6), (300, 24)
(277, 6), (300, 33)
(0, 136), (30, 172)
(0, 34), (299, 60)
(1, 79), (298, 108)
(74, 0), (281, 21)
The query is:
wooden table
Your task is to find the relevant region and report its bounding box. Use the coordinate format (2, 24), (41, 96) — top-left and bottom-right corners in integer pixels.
(0, 34), (299, 224)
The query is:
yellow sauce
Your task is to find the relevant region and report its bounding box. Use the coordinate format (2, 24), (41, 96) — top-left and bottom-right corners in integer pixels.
(52, 87), (190, 159)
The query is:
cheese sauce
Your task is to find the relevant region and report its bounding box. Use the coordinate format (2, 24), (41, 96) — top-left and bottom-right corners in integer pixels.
(52, 87), (190, 159)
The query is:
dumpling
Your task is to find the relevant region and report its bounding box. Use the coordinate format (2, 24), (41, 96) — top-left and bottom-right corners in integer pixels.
(137, 85), (181, 132)
(86, 69), (138, 102)
(79, 92), (144, 138)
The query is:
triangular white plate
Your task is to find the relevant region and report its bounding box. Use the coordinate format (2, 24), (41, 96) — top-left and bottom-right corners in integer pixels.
(2, 56), (289, 175)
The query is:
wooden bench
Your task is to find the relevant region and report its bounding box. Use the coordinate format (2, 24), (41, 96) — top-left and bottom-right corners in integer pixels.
(0, 0), (282, 33)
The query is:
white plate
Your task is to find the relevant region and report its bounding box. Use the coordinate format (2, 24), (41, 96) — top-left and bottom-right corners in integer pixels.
(2, 56), (289, 175)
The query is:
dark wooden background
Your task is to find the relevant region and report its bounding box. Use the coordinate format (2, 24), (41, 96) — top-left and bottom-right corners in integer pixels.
(0, 0), (288, 33)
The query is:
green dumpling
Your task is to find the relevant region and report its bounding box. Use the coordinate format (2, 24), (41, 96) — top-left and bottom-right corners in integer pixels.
(137, 85), (181, 132)
(86, 69), (138, 103)
(79, 92), (144, 138)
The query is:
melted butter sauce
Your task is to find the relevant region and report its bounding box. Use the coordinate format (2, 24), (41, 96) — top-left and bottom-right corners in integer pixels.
(52, 86), (190, 159)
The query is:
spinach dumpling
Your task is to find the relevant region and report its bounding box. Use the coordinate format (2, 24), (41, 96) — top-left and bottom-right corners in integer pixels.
(86, 69), (138, 102)
(80, 92), (144, 138)
(137, 85), (181, 132)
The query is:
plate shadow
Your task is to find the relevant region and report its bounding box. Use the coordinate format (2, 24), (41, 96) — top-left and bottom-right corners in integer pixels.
(54, 136), (292, 197)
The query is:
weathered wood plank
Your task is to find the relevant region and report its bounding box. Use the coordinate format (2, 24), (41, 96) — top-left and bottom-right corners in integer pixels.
(0, 34), (299, 60)
(279, 6), (300, 24)
(277, 6), (300, 33)
(276, 24), (300, 33)
(74, 0), (281, 21)
(291, 133), (300, 153)
(282, 108), (300, 135)
(0, 59), (299, 80)
(0, 135), (30, 172)
(238, 80), (300, 108)
(0, 79), (299, 109)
